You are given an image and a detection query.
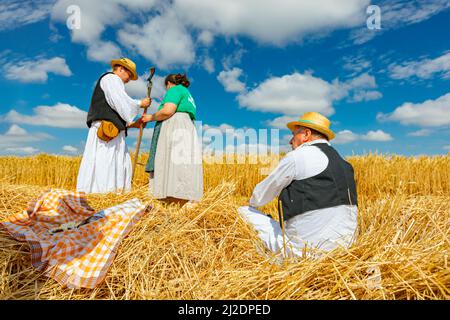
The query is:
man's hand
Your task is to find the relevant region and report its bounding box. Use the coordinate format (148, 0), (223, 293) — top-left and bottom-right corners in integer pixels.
(140, 97), (151, 108)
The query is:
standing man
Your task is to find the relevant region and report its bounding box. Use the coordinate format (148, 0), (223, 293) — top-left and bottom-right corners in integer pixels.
(238, 112), (358, 257)
(77, 58), (151, 194)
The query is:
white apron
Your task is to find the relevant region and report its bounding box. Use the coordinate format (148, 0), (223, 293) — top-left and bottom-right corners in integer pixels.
(149, 112), (203, 201)
(76, 121), (132, 193)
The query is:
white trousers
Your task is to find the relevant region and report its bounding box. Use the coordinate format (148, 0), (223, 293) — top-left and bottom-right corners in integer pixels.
(238, 204), (358, 258)
(76, 121), (132, 194)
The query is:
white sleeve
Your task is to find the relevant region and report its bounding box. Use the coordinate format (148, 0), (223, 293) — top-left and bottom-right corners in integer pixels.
(100, 74), (141, 125)
(249, 153), (296, 208)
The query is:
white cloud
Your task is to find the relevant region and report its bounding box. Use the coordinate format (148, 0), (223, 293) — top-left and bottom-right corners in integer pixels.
(233, 71), (381, 117)
(0, 124), (53, 152)
(50, 1), (372, 67)
(333, 129), (393, 144)
(51, 0), (157, 63)
(125, 72), (166, 120)
(5, 146), (40, 155)
(118, 10), (195, 69)
(52, 0), (121, 44)
(86, 41), (122, 63)
(265, 116), (298, 129)
(118, 0), (159, 10)
(51, 0), (159, 41)
(388, 51), (450, 80)
(237, 72), (336, 116)
(349, 90), (383, 102)
(1, 103), (87, 128)
(0, 0), (53, 31)
(408, 129), (432, 137)
(202, 56), (215, 74)
(343, 72), (377, 89)
(221, 47), (247, 69)
(217, 68), (246, 93)
(443, 145), (450, 151)
(62, 145), (78, 153)
(125, 77), (148, 99)
(125, 73), (166, 100)
(361, 130), (393, 141)
(391, 1), (450, 25)
(377, 93), (450, 127)
(198, 30), (214, 46)
(4, 57), (72, 83)
(349, 28), (378, 46)
(350, 0), (450, 44)
(173, 0), (369, 45)
(333, 130), (360, 144)
(342, 54), (372, 74)
(6, 124), (27, 136)
(334, 72), (383, 102)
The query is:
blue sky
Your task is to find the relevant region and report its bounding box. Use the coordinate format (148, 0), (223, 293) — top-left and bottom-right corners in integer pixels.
(0, 0), (449, 157)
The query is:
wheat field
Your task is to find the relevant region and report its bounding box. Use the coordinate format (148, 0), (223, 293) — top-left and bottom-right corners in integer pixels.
(0, 153), (449, 299)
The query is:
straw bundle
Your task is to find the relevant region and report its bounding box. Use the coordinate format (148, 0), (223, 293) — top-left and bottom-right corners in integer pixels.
(0, 154), (448, 299)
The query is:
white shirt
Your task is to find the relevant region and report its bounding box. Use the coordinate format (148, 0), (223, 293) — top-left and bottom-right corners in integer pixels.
(245, 139), (358, 254)
(249, 139), (331, 208)
(100, 73), (141, 126)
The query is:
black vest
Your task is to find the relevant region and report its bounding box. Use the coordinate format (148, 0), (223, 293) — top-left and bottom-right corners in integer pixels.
(86, 72), (127, 135)
(279, 143), (357, 221)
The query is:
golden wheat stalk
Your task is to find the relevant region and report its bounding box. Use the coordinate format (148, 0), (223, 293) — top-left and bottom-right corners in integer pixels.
(0, 153), (448, 299)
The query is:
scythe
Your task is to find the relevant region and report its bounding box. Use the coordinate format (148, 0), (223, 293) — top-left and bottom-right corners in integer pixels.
(132, 67), (155, 183)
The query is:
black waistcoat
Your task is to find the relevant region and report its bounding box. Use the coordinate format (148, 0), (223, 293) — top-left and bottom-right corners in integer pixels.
(279, 143), (357, 221)
(86, 72), (127, 136)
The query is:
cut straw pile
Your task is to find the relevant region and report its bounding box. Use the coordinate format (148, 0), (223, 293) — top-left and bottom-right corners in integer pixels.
(0, 154), (449, 299)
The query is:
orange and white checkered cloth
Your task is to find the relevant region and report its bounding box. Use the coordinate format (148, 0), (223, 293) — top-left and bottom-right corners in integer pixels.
(0, 189), (148, 289)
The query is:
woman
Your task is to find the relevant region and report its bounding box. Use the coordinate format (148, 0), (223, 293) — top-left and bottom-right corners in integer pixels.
(142, 73), (203, 205)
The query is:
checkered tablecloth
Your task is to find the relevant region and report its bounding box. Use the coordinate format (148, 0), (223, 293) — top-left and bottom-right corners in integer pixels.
(0, 189), (148, 289)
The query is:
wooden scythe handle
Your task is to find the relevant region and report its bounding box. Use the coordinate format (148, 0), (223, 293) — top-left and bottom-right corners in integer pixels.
(131, 67), (155, 184)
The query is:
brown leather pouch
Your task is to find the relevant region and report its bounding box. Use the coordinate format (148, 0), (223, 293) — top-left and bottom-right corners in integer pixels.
(97, 120), (119, 142)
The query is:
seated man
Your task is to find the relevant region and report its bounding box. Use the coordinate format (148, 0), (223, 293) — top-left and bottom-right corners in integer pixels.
(238, 112), (358, 258)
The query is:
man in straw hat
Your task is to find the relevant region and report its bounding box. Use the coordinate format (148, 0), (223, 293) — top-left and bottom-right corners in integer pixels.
(238, 112), (358, 258)
(77, 57), (151, 193)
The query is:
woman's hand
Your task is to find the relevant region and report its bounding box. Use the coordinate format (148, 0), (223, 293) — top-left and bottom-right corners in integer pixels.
(141, 114), (154, 123)
(127, 118), (146, 128)
(141, 103), (176, 123)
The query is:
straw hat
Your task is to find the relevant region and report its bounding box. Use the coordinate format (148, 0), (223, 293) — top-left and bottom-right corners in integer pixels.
(110, 57), (138, 80)
(287, 112), (335, 140)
